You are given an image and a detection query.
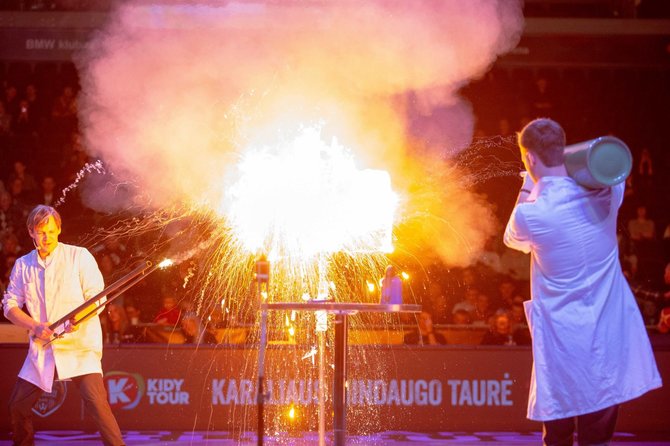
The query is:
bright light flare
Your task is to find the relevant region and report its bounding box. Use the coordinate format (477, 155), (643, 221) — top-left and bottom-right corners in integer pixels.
(158, 259), (174, 269)
(221, 125), (397, 259)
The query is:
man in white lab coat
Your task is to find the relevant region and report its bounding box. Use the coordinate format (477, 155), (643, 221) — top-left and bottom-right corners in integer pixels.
(504, 119), (661, 446)
(2, 205), (124, 446)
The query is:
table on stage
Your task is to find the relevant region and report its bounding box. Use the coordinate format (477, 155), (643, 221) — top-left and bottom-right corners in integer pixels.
(260, 302), (421, 446)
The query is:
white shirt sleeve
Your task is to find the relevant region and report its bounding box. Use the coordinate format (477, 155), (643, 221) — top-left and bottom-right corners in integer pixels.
(2, 260), (25, 317)
(504, 204), (532, 254)
(78, 248), (105, 301)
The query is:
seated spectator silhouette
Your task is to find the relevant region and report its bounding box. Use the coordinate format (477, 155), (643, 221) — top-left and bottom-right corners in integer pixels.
(0, 191), (22, 235)
(452, 287), (479, 317)
(481, 313), (515, 345)
(103, 303), (128, 344)
(180, 313), (217, 344)
(404, 311), (446, 345)
(7, 161), (38, 195)
(451, 309), (472, 325)
(628, 204), (655, 241)
(38, 175), (58, 206)
(654, 262), (670, 331)
(472, 292), (493, 325)
(154, 294), (182, 326)
(0, 232), (22, 262)
(123, 300), (148, 343)
(509, 303), (532, 346)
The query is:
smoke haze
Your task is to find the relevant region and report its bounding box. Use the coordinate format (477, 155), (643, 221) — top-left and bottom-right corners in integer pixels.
(76, 0), (524, 266)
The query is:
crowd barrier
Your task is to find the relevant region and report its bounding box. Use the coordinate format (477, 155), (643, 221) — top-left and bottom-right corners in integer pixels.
(1, 343), (668, 434)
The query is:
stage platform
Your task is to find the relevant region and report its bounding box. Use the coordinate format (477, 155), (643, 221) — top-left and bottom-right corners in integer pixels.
(0, 430), (669, 445)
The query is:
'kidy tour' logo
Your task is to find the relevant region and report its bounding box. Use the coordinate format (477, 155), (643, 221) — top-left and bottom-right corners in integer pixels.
(105, 371), (145, 410)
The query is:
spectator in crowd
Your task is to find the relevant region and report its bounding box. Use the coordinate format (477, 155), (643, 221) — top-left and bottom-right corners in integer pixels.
(51, 85), (77, 123)
(154, 294), (182, 326)
(7, 160), (37, 194)
(0, 191), (23, 235)
(0, 231), (22, 260)
(424, 280), (450, 324)
(103, 303), (128, 344)
(24, 83), (46, 128)
(37, 175), (58, 206)
(509, 303), (532, 345)
(4, 84), (19, 116)
(451, 308), (472, 325)
(480, 313), (515, 345)
(122, 300), (148, 343)
(636, 148), (654, 197)
(656, 262), (670, 333)
(0, 100), (12, 136)
(461, 267), (478, 289)
(180, 313), (217, 344)
(452, 287), (479, 317)
(497, 117), (512, 137)
(13, 99), (40, 139)
(472, 292), (493, 325)
(124, 300), (142, 326)
(404, 311), (446, 345)
(92, 238), (129, 267)
(476, 237), (504, 275)
(495, 277), (522, 311)
(628, 204), (656, 241)
(529, 75), (556, 115)
(7, 179), (33, 241)
(1, 253), (18, 293)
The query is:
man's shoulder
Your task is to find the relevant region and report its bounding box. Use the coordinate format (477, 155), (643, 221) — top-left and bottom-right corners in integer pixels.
(15, 249), (36, 265)
(58, 243), (89, 254)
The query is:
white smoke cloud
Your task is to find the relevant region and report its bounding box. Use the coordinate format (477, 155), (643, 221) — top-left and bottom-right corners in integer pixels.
(75, 0), (524, 265)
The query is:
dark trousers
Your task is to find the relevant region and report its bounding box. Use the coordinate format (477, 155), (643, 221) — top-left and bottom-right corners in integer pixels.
(8, 374), (124, 446)
(543, 404), (619, 446)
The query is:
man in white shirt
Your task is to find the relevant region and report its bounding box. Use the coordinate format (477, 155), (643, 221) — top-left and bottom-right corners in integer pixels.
(504, 119), (661, 446)
(2, 205), (124, 446)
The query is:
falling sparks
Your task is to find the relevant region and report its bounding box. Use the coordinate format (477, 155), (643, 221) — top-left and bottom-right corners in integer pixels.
(301, 346), (318, 365)
(55, 160), (105, 208)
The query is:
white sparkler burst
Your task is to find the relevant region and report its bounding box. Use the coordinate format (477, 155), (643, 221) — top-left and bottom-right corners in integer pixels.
(221, 125), (398, 259)
(158, 258), (174, 269)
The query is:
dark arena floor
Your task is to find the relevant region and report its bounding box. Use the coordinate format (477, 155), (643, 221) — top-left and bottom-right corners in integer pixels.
(1, 431), (670, 446)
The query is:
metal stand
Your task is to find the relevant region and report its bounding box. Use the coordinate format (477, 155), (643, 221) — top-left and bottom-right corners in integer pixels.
(261, 302), (421, 446)
(257, 308), (268, 446)
(333, 312), (348, 445)
(318, 330), (326, 446)
(255, 258), (270, 446)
